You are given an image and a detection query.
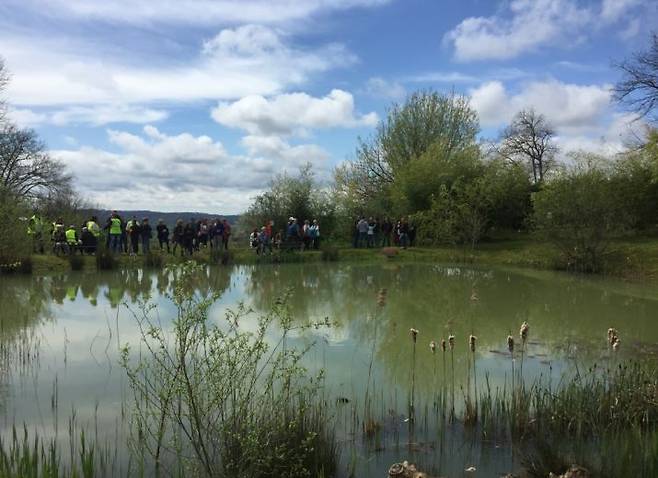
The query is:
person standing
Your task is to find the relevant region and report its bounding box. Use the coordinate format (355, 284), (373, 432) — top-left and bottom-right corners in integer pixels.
(222, 219), (231, 250)
(65, 225), (79, 255)
(310, 219), (320, 249)
(302, 220), (312, 251)
(183, 220), (195, 256)
(357, 217), (368, 248)
(172, 219), (184, 256)
(27, 211), (45, 254)
(140, 218), (152, 254)
(367, 217), (376, 248)
(399, 218), (409, 249)
(381, 217), (392, 247)
(156, 219), (170, 253)
(107, 212), (123, 254)
(126, 216), (141, 255)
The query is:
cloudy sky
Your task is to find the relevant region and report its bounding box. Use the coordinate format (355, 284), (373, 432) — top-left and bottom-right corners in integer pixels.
(1, 0), (656, 213)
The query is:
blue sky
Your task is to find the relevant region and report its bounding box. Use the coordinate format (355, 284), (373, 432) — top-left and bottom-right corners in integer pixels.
(1, 0), (656, 213)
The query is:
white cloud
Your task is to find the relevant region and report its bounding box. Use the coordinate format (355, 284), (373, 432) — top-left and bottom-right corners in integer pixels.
(5, 0), (389, 26)
(364, 77), (407, 101)
(445, 0), (646, 62)
(51, 126), (333, 213)
(470, 79), (612, 133)
(10, 105), (168, 127)
(211, 89), (378, 136)
(3, 25), (355, 107)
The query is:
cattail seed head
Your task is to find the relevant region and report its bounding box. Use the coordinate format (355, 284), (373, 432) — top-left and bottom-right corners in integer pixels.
(612, 337), (620, 352)
(409, 328), (418, 343)
(441, 338), (446, 352)
(377, 288), (388, 307)
(507, 335), (514, 353)
(430, 340), (436, 353)
(520, 321), (529, 343)
(607, 328), (619, 347)
(470, 290), (479, 302)
(469, 335), (477, 352)
(448, 334), (455, 350)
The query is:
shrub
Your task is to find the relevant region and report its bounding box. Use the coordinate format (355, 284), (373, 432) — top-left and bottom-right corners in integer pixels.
(321, 246), (339, 262)
(121, 263), (337, 478)
(533, 159), (632, 273)
(68, 254), (84, 271)
(95, 247), (117, 270)
(144, 252), (164, 269)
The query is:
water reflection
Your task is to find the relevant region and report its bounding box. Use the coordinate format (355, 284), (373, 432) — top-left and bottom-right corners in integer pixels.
(1, 264), (658, 476)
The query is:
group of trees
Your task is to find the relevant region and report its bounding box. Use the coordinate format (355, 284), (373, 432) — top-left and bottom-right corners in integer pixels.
(245, 34), (658, 272)
(0, 58), (76, 263)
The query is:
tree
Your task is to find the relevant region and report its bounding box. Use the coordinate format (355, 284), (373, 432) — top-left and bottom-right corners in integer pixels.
(241, 164), (335, 238)
(0, 124), (71, 199)
(533, 156), (631, 272)
(499, 109), (557, 184)
(0, 58), (8, 125)
(335, 90), (479, 212)
(614, 33), (658, 121)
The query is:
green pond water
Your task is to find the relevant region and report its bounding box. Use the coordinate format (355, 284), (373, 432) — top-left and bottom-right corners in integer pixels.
(1, 262), (658, 477)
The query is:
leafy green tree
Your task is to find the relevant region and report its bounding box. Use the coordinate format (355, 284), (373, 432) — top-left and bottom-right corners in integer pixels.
(241, 164), (335, 238)
(335, 90), (479, 214)
(533, 156), (632, 272)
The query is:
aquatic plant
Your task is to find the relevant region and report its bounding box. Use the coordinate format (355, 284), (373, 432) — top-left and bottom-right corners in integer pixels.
(409, 328), (419, 420)
(121, 262), (337, 478)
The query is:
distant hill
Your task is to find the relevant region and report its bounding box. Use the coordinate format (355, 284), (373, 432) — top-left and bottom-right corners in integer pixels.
(81, 209), (240, 227)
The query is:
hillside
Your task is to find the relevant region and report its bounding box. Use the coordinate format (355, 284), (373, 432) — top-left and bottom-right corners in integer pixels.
(81, 209), (240, 227)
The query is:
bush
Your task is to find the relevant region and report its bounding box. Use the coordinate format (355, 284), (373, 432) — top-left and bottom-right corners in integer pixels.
(95, 247), (117, 270)
(144, 252), (164, 269)
(0, 192), (31, 266)
(320, 246), (339, 262)
(121, 263), (337, 477)
(533, 160), (632, 272)
(68, 254), (84, 271)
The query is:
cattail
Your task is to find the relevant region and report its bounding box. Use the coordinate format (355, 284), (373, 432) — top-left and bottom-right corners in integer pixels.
(507, 335), (514, 353)
(469, 335), (477, 352)
(409, 328), (418, 343)
(470, 290), (479, 302)
(448, 334), (455, 350)
(430, 340), (436, 353)
(520, 321), (529, 343)
(607, 328), (619, 347)
(377, 288), (388, 307)
(441, 338), (446, 352)
(612, 337), (620, 352)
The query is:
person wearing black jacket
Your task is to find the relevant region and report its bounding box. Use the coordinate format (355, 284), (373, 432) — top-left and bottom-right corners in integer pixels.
(141, 218), (152, 254)
(183, 221), (195, 256)
(172, 220), (184, 256)
(156, 219), (170, 253)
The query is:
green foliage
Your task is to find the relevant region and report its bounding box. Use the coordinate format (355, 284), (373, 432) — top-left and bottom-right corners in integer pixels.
(143, 251), (164, 269)
(68, 254), (84, 271)
(533, 157), (632, 272)
(320, 246), (339, 262)
(0, 191), (31, 267)
(411, 160), (532, 247)
(121, 262), (337, 478)
(95, 246), (116, 271)
(241, 164), (336, 239)
(335, 90), (479, 219)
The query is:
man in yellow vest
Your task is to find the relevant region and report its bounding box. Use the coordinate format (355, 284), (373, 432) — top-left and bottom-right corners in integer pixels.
(107, 211), (123, 254)
(27, 211), (45, 254)
(65, 225), (79, 255)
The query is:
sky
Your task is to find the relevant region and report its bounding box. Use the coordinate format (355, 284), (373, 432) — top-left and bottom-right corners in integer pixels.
(1, 0), (656, 214)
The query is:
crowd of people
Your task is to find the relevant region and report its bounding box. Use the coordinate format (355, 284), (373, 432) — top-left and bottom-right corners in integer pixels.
(26, 211), (233, 256)
(248, 217), (321, 255)
(352, 217), (415, 249)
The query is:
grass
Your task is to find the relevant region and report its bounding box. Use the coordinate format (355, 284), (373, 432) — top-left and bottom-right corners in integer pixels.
(23, 233), (658, 281)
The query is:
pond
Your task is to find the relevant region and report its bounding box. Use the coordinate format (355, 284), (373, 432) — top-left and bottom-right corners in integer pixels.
(1, 262), (658, 477)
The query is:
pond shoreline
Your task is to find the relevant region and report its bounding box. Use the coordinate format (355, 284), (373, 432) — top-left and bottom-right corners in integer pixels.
(17, 236), (658, 281)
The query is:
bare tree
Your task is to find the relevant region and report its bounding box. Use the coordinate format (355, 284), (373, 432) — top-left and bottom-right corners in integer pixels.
(0, 124), (72, 199)
(499, 109), (557, 184)
(614, 33), (658, 121)
(0, 58), (9, 125)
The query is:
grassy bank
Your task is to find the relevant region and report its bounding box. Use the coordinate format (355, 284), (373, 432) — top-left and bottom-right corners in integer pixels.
(17, 234), (658, 279)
